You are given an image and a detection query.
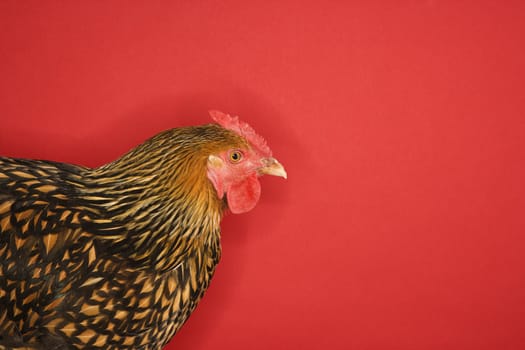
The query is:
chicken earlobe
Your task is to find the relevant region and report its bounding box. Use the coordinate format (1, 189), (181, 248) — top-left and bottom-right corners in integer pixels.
(207, 155), (225, 199)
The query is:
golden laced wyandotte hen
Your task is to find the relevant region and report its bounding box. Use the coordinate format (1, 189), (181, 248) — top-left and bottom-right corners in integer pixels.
(0, 111), (286, 349)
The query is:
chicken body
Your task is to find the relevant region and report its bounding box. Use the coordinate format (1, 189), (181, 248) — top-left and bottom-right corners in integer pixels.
(0, 115), (285, 349)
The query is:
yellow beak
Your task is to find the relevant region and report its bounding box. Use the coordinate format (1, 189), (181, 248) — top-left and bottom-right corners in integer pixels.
(259, 157), (287, 179)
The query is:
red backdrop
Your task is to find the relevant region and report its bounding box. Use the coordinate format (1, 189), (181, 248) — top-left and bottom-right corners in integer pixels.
(1, 1), (525, 349)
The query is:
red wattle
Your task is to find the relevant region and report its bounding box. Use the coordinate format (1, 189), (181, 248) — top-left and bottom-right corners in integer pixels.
(226, 173), (261, 214)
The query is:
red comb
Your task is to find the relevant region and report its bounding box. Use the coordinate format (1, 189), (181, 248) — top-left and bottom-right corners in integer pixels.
(209, 110), (272, 157)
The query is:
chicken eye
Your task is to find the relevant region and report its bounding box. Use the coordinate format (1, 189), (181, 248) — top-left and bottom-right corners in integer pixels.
(229, 151), (243, 163)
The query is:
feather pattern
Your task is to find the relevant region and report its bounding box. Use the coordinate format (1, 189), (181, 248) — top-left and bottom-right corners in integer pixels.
(0, 123), (253, 349)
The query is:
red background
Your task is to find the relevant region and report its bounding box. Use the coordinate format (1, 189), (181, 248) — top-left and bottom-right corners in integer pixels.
(1, 1), (525, 349)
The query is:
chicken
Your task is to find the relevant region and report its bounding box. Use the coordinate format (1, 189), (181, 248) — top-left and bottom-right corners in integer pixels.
(0, 111), (286, 349)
